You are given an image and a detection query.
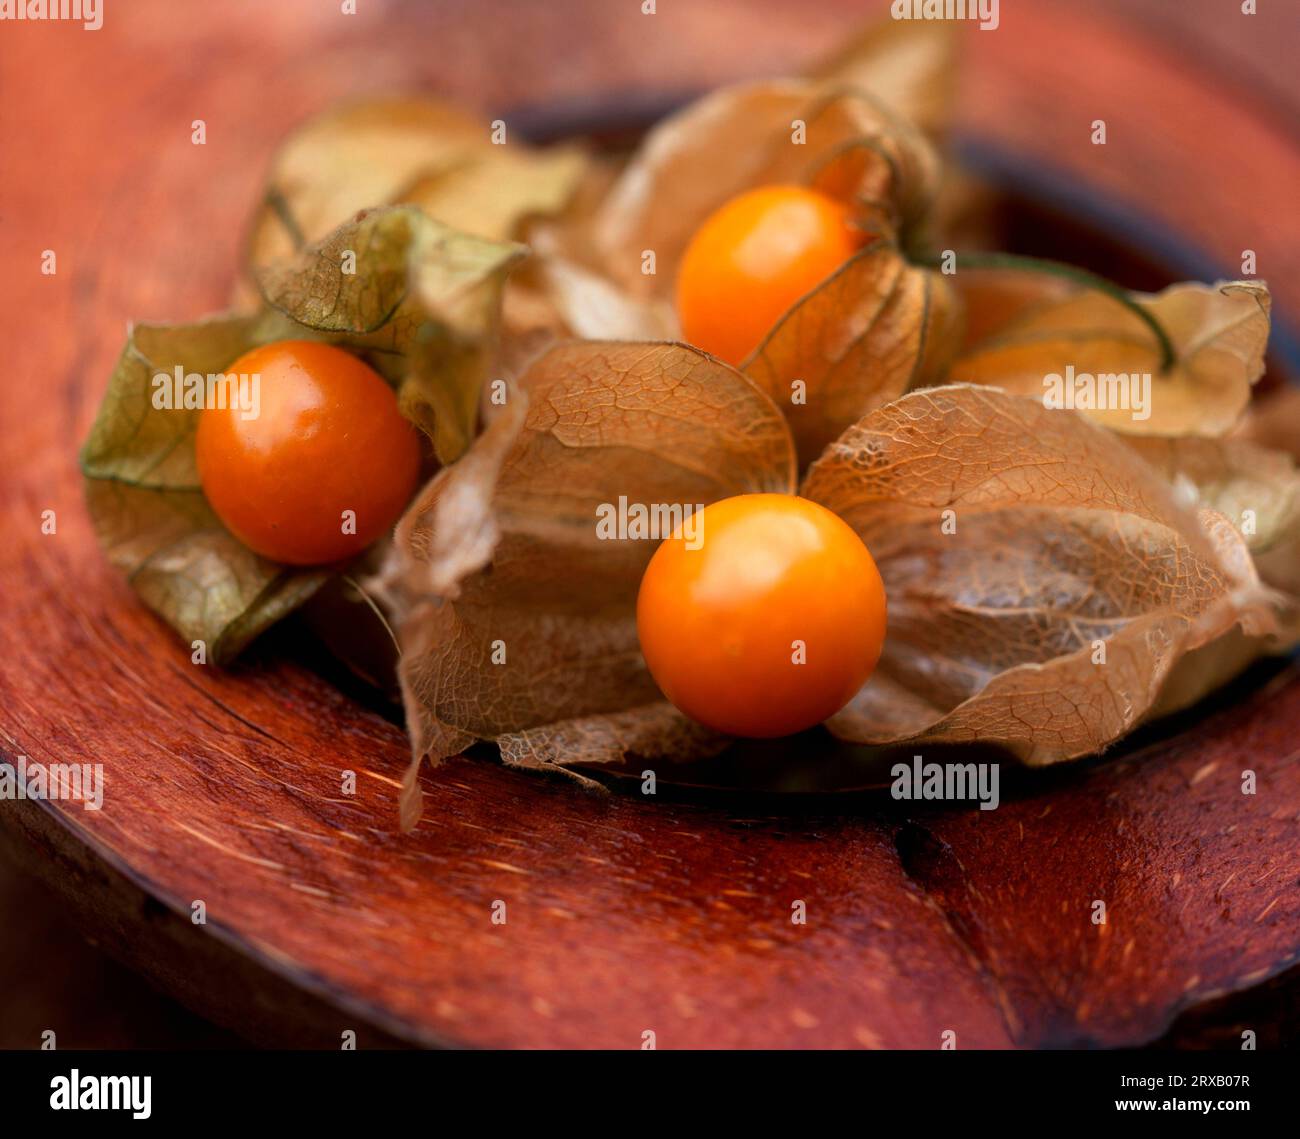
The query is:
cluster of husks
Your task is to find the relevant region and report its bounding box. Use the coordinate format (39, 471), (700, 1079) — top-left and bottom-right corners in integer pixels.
(78, 20), (1297, 829)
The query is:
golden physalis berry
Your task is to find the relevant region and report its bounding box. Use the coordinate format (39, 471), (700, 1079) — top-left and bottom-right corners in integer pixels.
(675, 184), (863, 366)
(636, 493), (886, 737)
(196, 340), (421, 566)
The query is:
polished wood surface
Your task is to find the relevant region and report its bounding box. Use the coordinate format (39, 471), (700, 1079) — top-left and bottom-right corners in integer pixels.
(1, 0), (1297, 1047)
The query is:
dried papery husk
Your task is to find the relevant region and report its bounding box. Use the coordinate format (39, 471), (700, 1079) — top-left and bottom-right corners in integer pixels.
(82, 210), (523, 660)
(511, 18), (956, 350)
(804, 16), (957, 139)
(801, 385), (1287, 763)
(586, 81), (940, 300)
(1125, 434), (1300, 648)
(80, 315), (334, 662)
(508, 233), (679, 343)
(945, 265), (1271, 437)
(256, 206), (526, 464)
(378, 340), (796, 827)
(743, 239), (960, 467)
(245, 95), (587, 279)
(1231, 384), (1300, 463)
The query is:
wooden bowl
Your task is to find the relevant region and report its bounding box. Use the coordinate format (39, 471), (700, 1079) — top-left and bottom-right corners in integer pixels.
(2, 0), (1298, 1048)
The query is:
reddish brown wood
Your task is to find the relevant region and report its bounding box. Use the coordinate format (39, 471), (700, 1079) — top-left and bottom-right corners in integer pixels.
(1, 0), (1298, 1048)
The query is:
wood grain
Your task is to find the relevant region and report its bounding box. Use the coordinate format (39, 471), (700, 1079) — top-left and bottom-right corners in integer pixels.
(1, 0), (1298, 1048)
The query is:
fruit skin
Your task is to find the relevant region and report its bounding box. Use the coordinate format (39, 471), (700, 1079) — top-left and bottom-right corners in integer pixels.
(196, 340), (422, 566)
(636, 493), (886, 738)
(676, 184), (862, 367)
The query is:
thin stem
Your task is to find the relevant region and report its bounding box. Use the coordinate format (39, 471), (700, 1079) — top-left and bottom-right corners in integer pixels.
(342, 574), (401, 654)
(915, 251), (1176, 372)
